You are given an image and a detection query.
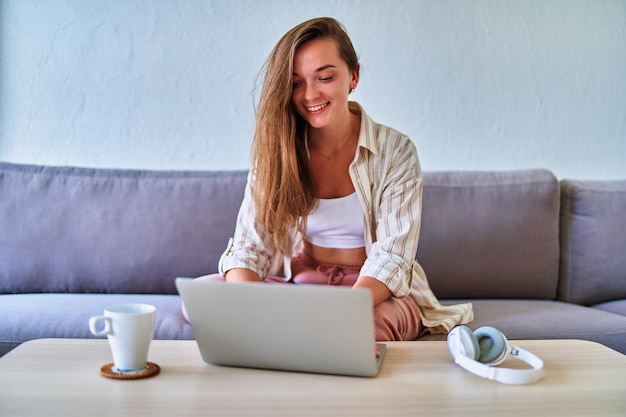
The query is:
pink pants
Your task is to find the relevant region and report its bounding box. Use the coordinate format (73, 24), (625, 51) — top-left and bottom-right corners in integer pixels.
(184, 251), (422, 341)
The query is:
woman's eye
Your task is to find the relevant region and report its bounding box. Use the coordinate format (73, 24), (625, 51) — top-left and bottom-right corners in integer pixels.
(292, 81), (301, 88)
(321, 76), (333, 82)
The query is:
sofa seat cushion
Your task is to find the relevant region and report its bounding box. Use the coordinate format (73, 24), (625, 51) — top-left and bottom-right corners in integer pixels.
(418, 299), (626, 354)
(593, 300), (626, 316)
(0, 293), (193, 357)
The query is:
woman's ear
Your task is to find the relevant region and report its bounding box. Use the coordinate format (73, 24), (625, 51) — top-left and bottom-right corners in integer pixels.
(350, 64), (360, 93)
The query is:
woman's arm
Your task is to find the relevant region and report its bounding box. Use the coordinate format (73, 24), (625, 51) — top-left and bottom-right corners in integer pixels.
(218, 172), (276, 279)
(353, 275), (392, 306)
(224, 268), (262, 282)
(352, 121), (423, 299)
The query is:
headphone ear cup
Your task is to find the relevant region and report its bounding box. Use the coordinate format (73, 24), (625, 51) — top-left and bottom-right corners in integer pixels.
(456, 325), (480, 360)
(473, 326), (508, 364)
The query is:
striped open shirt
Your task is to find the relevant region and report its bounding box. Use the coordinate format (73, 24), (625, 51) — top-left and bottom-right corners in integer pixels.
(219, 102), (473, 335)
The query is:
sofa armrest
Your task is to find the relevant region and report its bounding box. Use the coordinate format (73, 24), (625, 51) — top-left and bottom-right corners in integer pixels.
(559, 179), (626, 305)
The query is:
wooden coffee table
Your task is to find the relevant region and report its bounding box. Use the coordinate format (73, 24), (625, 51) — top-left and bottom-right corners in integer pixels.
(1, 338), (624, 416)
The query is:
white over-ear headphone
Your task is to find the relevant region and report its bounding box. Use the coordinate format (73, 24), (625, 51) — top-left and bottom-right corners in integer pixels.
(447, 326), (544, 384)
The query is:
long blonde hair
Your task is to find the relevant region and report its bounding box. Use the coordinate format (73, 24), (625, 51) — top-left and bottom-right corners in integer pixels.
(251, 17), (360, 255)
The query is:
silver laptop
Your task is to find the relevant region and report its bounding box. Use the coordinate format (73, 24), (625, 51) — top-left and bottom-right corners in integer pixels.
(176, 278), (386, 377)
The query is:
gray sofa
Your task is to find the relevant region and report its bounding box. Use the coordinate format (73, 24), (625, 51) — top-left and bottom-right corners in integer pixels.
(1, 161), (625, 357)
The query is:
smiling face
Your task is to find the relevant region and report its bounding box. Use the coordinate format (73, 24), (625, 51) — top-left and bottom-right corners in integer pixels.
(291, 37), (359, 131)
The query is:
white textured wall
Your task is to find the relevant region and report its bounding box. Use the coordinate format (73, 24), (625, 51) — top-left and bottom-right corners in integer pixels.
(1, 0), (625, 179)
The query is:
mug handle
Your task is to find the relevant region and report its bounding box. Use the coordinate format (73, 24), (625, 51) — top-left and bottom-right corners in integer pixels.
(89, 316), (112, 337)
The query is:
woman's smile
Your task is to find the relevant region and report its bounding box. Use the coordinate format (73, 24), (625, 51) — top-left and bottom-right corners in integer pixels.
(306, 103), (329, 113)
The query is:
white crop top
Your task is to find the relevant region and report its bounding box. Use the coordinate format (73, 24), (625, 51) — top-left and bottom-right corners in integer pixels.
(305, 192), (365, 249)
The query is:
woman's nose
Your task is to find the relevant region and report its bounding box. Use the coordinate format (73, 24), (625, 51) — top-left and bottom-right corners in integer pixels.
(304, 83), (319, 100)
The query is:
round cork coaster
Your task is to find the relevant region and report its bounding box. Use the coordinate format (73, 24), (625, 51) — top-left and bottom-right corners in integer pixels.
(99, 362), (160, 380)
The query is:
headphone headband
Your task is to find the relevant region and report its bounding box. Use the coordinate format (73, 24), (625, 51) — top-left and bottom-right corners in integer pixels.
(448, 326), (544, 385)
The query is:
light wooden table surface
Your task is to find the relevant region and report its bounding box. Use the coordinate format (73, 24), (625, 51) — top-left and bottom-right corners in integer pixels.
(0, 338), (624, 416)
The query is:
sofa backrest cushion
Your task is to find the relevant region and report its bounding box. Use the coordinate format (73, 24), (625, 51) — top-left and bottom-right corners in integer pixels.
(558, 179), (626, 305)
(417, 169), (560, 300)
(0, 162), (247, 294)
(1, 162), (562, 300)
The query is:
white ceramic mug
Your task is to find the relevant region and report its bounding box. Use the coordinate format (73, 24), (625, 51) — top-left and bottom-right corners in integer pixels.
(89, 304), (156, 373)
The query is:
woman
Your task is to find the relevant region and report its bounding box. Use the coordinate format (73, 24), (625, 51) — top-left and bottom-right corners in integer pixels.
(198, 17), (472, 341)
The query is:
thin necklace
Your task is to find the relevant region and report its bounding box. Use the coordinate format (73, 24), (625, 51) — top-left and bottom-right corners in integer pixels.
(309, 122), (357, 160)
